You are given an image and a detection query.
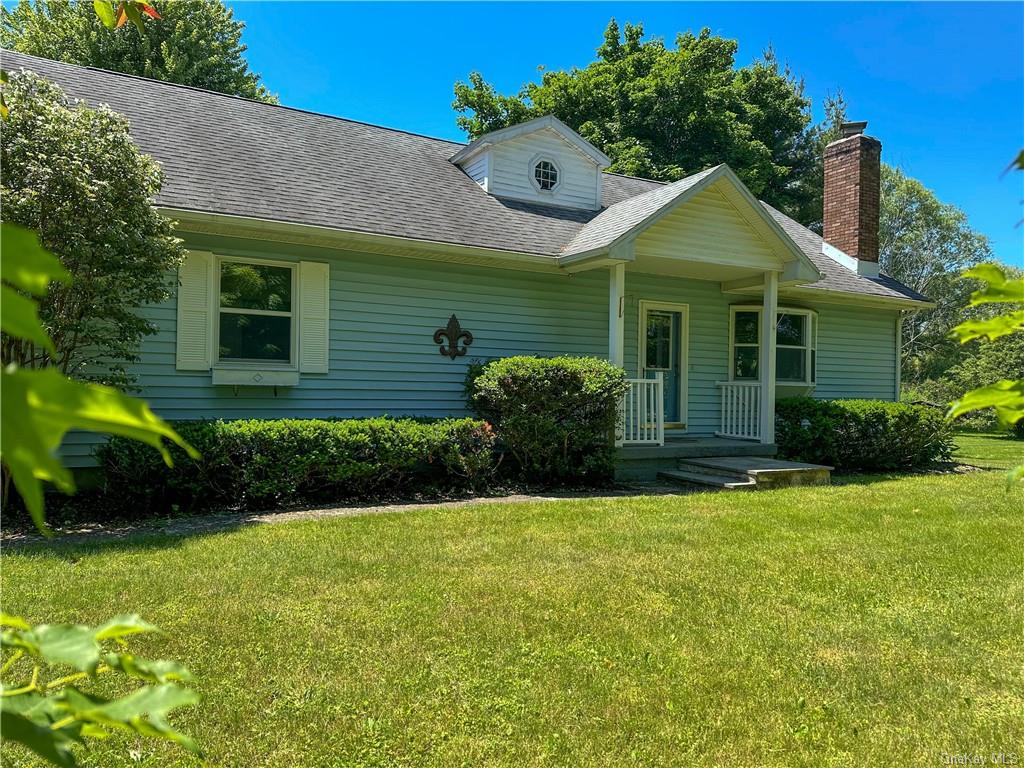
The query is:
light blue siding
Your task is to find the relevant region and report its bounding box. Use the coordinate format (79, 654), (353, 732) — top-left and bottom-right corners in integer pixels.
(61, 234), (606, 466)
(813, 303), (899, 400)
(61, 234), (901, 466)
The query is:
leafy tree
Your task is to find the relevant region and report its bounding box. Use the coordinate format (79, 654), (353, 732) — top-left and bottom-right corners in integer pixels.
(0, 71), (184, 389)
(453, 20), (824, 224)
(909, 323), (1023, 426)
(2, 0), (275, 102)
(878, 165), (995, 380)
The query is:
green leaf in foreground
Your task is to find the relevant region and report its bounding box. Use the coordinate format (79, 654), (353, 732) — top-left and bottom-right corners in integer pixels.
(963, 263), (1024, 306)
(1, 615), (200, 764)
(92, 0), (116, 27)
(1, 285), (56, 352)
(61, 685), (201, 755)
(0, 710), (77, 767)
(951, 310), (1024, 343)
(0, 366), (198, 533)
(94, 615), (158, 642)
(0, 222), (70, 294)
(948, 379), (1024, 428)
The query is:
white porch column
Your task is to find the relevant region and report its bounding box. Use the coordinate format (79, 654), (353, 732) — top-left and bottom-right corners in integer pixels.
(608, 262), (625, 367)
(759, 270), (779, 444)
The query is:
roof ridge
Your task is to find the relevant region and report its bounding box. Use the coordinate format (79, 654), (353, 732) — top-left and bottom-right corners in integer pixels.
(602, 170), (668, 185)
(1, 49), (469, 148)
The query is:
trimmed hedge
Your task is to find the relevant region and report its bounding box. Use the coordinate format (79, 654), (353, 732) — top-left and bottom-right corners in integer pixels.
(775, 397), (954, 470)
(96, 417), (496, 514)
(468, 356), (628, 485)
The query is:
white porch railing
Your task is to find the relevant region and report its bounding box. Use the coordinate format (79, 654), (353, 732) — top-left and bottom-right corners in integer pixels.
(617, 373), (664, 446)
(717, 381), (761, 441)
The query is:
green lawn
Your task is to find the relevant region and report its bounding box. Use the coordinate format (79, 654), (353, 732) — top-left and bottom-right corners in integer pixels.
(2, 436), (1022, 767)
(953, 431), (1023, 470)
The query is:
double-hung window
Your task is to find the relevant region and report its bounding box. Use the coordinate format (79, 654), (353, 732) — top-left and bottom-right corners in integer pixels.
(775, 311), (816, 384)
(175, 250), (330, 379)
(729, 306), (817, 386)
(217, 259), (296, 366)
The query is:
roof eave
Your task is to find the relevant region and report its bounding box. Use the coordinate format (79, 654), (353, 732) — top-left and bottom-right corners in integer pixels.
(160, 207), (564, 272)
(780, 284), (935, 310)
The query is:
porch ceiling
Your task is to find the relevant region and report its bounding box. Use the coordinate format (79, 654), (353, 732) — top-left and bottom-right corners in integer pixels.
(625, 255), (773, 281)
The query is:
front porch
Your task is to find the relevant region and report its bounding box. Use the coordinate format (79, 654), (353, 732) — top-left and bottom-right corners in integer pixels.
(608, 260), (784, 449)
(557, 164), (826, 455)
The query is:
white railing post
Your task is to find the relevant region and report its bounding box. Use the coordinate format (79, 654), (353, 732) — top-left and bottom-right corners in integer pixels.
(716, 382), (761, 441)
(760, 271), (778, 444)
(618, 375), (665, 447)
(655, 372), (664, 445)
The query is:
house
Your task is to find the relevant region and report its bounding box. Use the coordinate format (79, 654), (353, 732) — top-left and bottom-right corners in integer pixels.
(3, 52), (931, 471)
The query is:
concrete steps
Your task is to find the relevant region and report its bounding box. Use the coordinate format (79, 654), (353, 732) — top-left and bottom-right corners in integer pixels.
(658, 456), (832, 491)
(615, 438), (777, 482)
(657, 469), (757, 490)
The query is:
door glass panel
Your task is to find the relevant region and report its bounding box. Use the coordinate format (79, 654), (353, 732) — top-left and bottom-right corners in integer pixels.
(645, 311), (673, 370)
(776, 313), (806, 347)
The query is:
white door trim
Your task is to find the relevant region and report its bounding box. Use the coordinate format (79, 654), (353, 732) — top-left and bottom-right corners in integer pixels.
(638, 300), (689, 430)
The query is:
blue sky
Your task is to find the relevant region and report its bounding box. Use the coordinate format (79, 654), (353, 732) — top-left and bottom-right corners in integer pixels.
(229, 1), (1023, 266)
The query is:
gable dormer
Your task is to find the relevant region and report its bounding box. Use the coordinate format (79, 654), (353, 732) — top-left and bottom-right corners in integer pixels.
(451, 115), (611, 211)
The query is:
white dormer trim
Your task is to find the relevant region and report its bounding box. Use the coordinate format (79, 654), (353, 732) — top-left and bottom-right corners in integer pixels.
(450, 115), (611, 169)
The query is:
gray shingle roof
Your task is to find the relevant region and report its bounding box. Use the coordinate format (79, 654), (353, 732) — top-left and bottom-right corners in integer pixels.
(2, 51), (928, 305)
(762, 203), (930, 303)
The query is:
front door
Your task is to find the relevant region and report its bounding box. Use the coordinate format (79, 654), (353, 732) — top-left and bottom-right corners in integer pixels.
(640, 302), (687, 428)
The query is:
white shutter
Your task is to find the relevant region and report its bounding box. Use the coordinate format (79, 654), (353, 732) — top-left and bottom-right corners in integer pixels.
(298, 261), (330, 373)
(175, 250), (214, 370)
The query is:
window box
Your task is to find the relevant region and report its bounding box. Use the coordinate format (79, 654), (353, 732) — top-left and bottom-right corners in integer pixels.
(211, 368), (300, 387)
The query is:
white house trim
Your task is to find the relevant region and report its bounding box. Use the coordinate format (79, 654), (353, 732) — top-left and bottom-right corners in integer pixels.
(759, 271), (779, 444)
(449, 115), (611, 168)
(608, 263), (625, 367)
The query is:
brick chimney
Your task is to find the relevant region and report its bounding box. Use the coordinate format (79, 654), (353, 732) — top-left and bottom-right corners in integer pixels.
(823, 121), (881, 276)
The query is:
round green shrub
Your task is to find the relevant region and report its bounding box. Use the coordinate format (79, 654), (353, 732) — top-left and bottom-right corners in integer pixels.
(468, 356), (628, 485)
(775, 397), (954, 471)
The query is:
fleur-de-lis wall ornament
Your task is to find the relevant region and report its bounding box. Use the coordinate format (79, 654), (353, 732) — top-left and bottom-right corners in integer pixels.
(433, 314), (473, 359)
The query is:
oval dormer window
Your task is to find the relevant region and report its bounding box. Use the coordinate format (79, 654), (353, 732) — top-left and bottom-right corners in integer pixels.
(532, 159), (559, 191)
